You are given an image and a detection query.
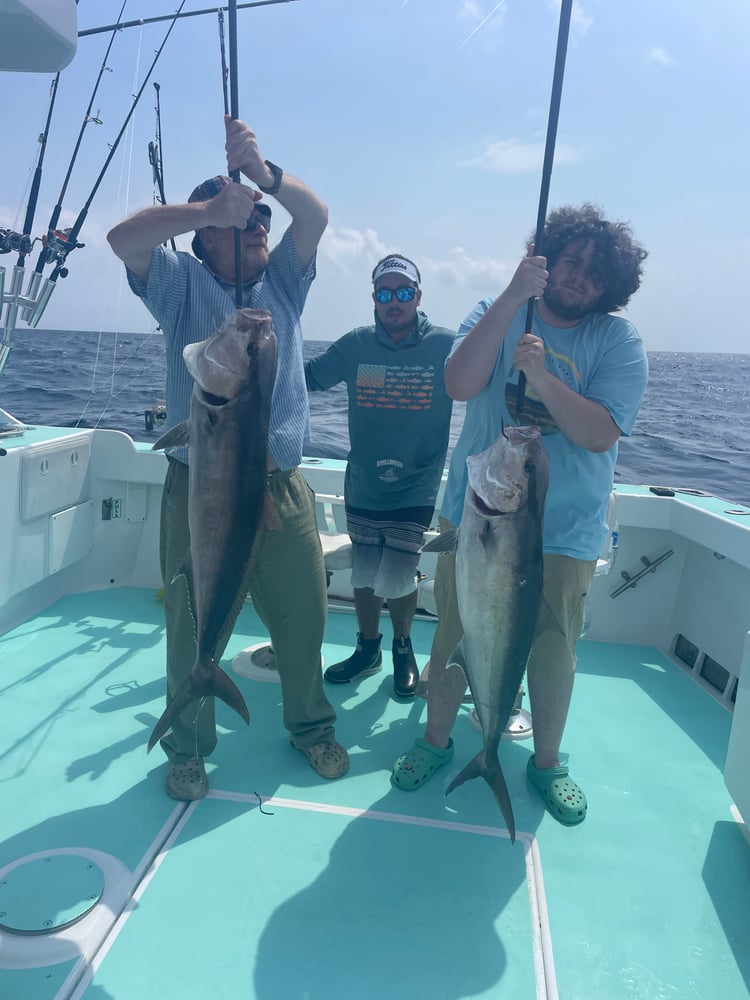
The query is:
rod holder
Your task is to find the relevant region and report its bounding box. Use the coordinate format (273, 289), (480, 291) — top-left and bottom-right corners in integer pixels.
(27, 279), (56, 329)
(21, 271), (44, 320)
(2, 265), (25, 338)
(610, 549), (674, 599)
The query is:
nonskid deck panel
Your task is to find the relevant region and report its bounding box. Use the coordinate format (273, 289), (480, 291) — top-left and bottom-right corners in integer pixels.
(0, 588), (748, 999)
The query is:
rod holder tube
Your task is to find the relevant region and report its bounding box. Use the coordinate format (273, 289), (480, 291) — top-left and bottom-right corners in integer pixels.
(21, 271), (44, 320)
(27, 279), (56, 329)
(0, 339), (12, 378)
(2, 266), (25, 337)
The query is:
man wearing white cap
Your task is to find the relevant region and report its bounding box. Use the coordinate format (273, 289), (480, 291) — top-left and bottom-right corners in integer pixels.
(305, 254), (454, 698)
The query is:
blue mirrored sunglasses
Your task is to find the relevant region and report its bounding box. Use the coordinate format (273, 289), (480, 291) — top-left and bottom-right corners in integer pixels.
(374, 285), (417, 304)
(245, 204), (271, 233)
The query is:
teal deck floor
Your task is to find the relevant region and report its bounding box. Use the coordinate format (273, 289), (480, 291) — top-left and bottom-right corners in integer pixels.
(0, 588), (748, 999)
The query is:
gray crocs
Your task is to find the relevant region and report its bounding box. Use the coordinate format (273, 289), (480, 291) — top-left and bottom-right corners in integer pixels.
(297, 740), (350, 779)
(166, 757), (208, 801)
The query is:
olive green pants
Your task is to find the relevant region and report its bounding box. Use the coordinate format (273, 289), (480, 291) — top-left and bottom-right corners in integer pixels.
(159, 458), (336, 761)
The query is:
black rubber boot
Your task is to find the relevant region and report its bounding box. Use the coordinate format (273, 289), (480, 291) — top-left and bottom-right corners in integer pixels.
(324, 633), (383, 683)
(392, 636), (419, 698)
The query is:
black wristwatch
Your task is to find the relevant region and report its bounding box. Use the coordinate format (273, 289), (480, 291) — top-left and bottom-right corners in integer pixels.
(257, 160), (283, 195)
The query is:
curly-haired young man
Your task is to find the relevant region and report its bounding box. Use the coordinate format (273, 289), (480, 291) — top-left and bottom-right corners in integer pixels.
(392, 203), (649, 827)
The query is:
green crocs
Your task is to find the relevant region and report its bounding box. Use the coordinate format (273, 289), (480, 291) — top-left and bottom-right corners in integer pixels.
(527, 755), (587, 825)
(391, 738), (454, 790)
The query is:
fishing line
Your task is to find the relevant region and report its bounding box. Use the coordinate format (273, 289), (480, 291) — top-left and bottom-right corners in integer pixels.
(148, 82), (177, 250)
(26, 0), (190, 326)
(45, 1), (129, 247)
(17, 73), (60, 266)
(218, 10), (230, 116)
(516, 0), (573, 421)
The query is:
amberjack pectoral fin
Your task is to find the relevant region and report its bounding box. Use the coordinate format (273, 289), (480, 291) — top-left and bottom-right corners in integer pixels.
(446, 750), (517, 844)
(152, 420), (190, 452)
(421, 527), (459, 554)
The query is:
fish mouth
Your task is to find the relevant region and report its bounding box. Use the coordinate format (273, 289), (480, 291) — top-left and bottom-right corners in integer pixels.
(470, 489), (503, 517)
(198, 388), (229, 406)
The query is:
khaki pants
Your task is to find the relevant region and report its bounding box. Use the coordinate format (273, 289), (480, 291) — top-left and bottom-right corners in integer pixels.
(432, 516), (596, 680)
(159, 459), (336, 760)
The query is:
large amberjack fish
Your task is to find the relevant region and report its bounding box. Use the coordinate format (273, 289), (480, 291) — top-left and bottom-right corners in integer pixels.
(423, 425), (548, 841)
(147, 308), (278, 753)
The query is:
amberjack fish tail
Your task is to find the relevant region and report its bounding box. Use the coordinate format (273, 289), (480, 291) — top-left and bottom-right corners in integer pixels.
(446, 750), (516, 843)
(147, 657), (250, 752)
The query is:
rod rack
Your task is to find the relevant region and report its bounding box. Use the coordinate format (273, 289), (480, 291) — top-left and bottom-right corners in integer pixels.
(610, 549), (674, 599)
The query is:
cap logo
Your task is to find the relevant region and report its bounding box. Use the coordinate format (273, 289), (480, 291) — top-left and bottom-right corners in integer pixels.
(372, 256), (420, 287)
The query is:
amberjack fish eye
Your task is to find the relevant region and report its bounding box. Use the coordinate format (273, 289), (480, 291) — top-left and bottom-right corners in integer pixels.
(246, 342), (257, 358)
(523, 460), (534, 474)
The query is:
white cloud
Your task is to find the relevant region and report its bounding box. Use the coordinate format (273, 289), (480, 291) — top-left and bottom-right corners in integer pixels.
(647, 46), (675, 68)
(318, 226), (510, 293)
(318, 227), (389, 275)
(422, 246), (510, 290)
(463, 137), (582, 172)
(455, 0), (508, 47)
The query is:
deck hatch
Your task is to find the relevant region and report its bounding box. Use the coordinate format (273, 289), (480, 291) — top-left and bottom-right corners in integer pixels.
(0, 855), (104, 935)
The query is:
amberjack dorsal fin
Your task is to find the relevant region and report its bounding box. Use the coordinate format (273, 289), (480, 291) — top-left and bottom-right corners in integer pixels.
(152, 421), (190, 452)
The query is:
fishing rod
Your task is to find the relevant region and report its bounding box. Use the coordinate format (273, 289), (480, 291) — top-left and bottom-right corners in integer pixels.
(18, 74), (59, 266)
(22, 1), (127, 318)
(218, 9), (230, 116)
(26, 0), (190, 328)
(78, 0), (301, 38)
(0, 73), (60, 346)
(516, 0), (573, 420)
(148, 82), (177, 250)
(228, 0), (243, 307)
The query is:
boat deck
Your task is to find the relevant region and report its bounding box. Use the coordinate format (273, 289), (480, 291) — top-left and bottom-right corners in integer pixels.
(1, 587), (748, 999)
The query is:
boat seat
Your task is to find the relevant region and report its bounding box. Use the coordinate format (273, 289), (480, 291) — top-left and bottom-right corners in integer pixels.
(232, 529), (352, 682)
(318, 531), (353, 573)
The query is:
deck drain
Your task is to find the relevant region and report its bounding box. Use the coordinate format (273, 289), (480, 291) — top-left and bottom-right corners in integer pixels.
(232, 643), (325, 682)
(0, 855), (104, 935)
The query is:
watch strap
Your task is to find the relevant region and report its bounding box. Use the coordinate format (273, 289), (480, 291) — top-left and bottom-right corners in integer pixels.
(257, 160), (283, 195)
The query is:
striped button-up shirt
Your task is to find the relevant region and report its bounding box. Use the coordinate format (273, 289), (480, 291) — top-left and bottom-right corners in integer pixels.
(127, 228), (315, 469)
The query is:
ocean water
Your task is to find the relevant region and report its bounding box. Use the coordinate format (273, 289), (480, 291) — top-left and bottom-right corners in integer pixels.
(1, 329), (748, 506)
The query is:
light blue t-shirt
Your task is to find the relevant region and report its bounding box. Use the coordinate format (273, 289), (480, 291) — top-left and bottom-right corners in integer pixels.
(442, 299), (649, 560)
(126, 227), (314, 470)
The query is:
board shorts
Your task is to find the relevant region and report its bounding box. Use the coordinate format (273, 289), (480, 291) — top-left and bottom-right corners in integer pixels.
(346, 503), (434, 600)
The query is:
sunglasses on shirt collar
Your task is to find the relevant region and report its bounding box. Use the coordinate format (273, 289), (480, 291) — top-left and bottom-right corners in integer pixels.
(374, 285), (417, 304)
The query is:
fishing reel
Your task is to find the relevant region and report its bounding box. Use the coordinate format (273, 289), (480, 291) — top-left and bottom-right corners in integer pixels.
(42, 229), (85, 277)
(0, 229), (34, 256)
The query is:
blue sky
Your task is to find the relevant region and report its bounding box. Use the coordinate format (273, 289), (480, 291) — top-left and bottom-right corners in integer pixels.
(1, 0), (748, 351)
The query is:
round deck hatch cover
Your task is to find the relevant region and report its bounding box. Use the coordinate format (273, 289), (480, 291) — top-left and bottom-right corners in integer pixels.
(0, 855), (105, 934)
